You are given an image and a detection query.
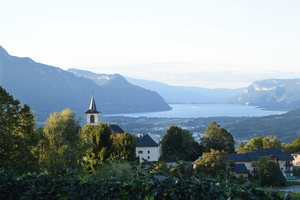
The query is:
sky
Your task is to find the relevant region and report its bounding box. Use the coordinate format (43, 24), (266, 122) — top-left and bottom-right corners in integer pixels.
(1, 0), (300, 88)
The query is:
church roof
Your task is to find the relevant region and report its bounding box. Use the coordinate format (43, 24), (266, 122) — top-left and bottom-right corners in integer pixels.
(85, 95), (101, 114)
(110, 124), (125, 134)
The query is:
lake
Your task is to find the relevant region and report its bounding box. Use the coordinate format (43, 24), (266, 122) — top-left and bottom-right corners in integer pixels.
(105, 104), (287, 118)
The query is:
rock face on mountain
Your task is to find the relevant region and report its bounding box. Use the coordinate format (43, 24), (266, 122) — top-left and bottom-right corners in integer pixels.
(225, 78), (300, 108)
(0, 46), (171, 117)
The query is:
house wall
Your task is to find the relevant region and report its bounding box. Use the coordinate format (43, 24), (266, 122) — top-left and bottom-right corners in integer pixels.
(233, 172), (248, 178)
(292, 154), (300, 166)
(136, 145), (162, 162)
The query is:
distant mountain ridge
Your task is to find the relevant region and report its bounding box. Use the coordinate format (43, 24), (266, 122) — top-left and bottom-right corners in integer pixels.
(224, 78), (300, 109)
(0, 46), (171, 118)
(124, 76), (245, 103)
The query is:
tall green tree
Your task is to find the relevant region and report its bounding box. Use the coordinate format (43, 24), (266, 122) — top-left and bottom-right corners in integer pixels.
(83, 123), (113, 172)
(201, 122), (235, 153)
(162, 126), (202, 160)
(259, 160), (285, 187)
(114, 131), (138, 161)
(0, 86), (40, 174)
(39, 109), (85, 177)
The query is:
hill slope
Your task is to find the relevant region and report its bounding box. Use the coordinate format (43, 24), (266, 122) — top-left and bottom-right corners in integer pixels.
(0, 46), (171, 119)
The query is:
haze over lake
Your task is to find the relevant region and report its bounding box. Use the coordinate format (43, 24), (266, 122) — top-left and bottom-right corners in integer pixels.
(106, 104), (287, 118)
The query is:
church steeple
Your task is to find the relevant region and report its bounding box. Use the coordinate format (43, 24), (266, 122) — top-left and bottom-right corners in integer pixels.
(89, 95), (98, 111)
(85, 94), (101, 125)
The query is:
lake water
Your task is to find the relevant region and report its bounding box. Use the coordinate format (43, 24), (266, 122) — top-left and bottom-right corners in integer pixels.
(105, 104), (287, 118)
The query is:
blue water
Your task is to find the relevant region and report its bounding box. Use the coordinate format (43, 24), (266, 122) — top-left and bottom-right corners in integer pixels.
(105, 104), (287, 118)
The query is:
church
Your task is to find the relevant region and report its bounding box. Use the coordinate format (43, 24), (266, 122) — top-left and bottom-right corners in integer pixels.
(85, 94), (124, 134)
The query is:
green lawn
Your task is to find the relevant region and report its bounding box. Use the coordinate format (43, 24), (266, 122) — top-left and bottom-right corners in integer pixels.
(286, 181), (300, 187)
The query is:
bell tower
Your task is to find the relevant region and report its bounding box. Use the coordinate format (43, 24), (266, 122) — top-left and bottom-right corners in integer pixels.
(85, 94), (101, 125)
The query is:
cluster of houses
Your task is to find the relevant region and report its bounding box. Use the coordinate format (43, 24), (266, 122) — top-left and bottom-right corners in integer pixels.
(86, 95), (300, 179)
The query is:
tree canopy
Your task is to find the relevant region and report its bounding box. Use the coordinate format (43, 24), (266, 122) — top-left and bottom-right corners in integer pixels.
(162, 126), (202, 161)
(0, 86), (40, 174)
(39, 109), (85, 177)
(201, 122), (235, 153)
(238, 136), (283, 154)
(259, 160), (285, 187)
(195, 149), (228, 176)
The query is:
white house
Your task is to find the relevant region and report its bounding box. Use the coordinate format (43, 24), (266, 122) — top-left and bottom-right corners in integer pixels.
(136, 133), (162, 162)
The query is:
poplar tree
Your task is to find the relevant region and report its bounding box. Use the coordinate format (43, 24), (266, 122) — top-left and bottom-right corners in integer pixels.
(39, 109), (84, 177)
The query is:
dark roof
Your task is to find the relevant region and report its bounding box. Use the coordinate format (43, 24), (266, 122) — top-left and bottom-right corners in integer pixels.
(228, 149), (294, 162)
(228, 154), (250, 162)
(291, 151), (300, 155)
(110, 124), (125, 134)
(85, 95), (101, 114)
(234, 164), (249, 174)
(136, 133), (161, 147)
(253, 148), (294, 161)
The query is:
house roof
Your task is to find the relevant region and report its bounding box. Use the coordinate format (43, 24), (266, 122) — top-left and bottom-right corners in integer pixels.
(110, 124), (125, 134)
(234, 164), (249, 174)
(228, 154), (250, 162)
(228, 148), (294, 162)
(136, 133), (161, 147)
(85, 95), (101, 114)
(253, 148), (294, 161)
(291, 151), (300, 155)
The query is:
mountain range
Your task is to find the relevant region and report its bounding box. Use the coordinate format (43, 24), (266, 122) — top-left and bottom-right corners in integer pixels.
(224, 78), (300, 110)
(0, 46), (171, 119)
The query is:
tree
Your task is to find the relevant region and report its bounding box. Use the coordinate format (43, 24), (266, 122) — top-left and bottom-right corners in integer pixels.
(195, 149), (228, 176)
(162, 126), (202, 161)
(201, 122), (235, 153)
(83, 122), (113, 172)
(257, 156), (270, 169)
(39, 109), (85, 177)
(244, 136), (283, 153)
(114, 131), (139, 161)
(0, 86), (40, 174)
(259, 160), (285, 187)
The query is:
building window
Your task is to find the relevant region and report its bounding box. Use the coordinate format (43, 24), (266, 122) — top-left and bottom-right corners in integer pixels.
(148, 150), (150, 154)
(90, 115), (94, 123)
(138, 151), (143, 154)
(148, 156), (150, 159)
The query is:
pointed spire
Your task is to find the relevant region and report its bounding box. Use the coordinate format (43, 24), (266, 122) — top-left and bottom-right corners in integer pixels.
(89, 95), (97, 110)
(85, 94), (101, 114)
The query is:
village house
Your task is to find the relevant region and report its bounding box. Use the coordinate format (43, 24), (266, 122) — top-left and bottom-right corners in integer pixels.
(136, 133), (162, 162)
(228, 148), (294, 178)
(291, 151), (300, 166)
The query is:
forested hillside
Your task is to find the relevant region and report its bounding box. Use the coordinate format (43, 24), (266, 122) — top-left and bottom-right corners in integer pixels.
(227, 108), (300, 143)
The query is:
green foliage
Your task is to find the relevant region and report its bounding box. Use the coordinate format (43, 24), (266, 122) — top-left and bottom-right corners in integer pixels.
(195, 149), (228, 177)
(259, 160), (286, 187)
(201, 121), (235, 153)
(243, 136), (283, 153)
(0, 86), (40, 175)
(38, 109), (85, 177)
(83, 122), (114, 172)
(257, 155), (271, 169)
(162, 126), (202, 161)
(1, 169), (293, 200)
(284, 135), (300, 154)
(114, 131), (138, 161)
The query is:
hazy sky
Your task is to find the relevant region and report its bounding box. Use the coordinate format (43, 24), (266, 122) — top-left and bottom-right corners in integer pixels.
(2, 0), (300, 88)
